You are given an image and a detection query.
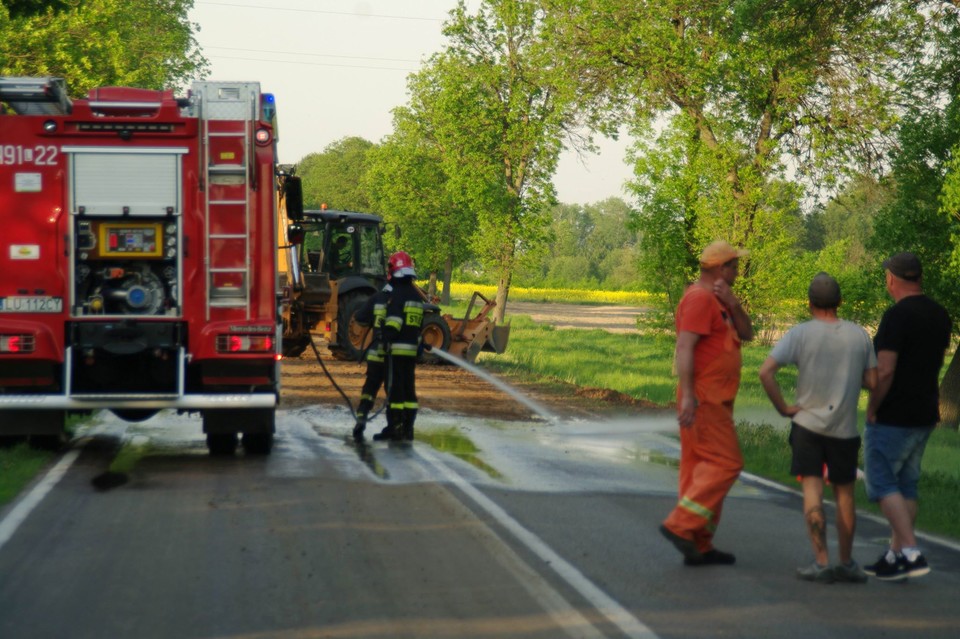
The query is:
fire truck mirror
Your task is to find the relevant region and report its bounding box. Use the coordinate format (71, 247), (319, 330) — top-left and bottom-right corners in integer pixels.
(284, 176), (304, 221)
(287, 224), (305, 245)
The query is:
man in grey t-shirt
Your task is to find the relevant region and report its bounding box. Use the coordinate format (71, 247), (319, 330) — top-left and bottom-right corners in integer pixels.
(759, 272), (877, 584)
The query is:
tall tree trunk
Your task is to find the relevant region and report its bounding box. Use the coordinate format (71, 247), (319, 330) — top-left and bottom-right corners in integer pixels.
(441, 254), (454, 305)
(938, 348), (960, 430)
(494, 269), (511, 325)
(426, 272), (438, 299)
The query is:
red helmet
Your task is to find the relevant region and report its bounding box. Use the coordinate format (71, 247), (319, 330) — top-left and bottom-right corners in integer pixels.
(388, 251), (417, 279)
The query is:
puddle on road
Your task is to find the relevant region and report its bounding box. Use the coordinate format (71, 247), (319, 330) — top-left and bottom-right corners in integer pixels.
(626, 446), (679, 470)
(415, 427), (503, 480)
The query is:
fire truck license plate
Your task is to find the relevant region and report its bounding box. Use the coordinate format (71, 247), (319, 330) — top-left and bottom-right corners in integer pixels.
(0, 296), (63, 313)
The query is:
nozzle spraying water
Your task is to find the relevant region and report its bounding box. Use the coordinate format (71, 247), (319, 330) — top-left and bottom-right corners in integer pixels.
(426, 347), (557, 422)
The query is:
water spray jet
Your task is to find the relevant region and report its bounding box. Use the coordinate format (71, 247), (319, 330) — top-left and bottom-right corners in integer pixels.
(425, 347), (558, 423)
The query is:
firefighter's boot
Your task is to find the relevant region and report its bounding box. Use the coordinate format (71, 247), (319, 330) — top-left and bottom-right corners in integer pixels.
(373, 409), (402, 441)
(352, 416), (366, 442)
(353, 400), (373, 442)
(400, 409), (417, 442)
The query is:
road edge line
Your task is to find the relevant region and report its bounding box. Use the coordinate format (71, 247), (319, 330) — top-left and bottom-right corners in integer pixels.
(418, 446), (660, 639)
(0, 450), (81, 552)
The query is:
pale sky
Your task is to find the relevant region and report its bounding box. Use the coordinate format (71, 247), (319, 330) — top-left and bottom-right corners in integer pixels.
(188, 0), (634, 206)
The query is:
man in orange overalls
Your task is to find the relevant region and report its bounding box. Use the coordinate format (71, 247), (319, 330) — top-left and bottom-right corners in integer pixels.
(660, 240), (753, 566)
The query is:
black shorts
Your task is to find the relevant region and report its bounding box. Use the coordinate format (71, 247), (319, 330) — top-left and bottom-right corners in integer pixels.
(789, 422), (861, 485)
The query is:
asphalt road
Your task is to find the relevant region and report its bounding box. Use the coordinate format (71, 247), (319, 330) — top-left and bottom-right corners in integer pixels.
(1, 407), (959, 639)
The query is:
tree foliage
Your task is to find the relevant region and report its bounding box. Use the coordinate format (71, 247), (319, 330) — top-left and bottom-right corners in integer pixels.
(0, 0), (207, 93)
(406, 0), (588, 323)
(297, 137), (376, 212)
(517, 198), (639, 289)
(542, 0), (921, 313)
(364, 116), (477, 302)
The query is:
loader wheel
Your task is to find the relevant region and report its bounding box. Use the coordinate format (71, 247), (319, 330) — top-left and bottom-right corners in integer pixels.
(419, 313), (451, 364)
(331, 291), (371, 361)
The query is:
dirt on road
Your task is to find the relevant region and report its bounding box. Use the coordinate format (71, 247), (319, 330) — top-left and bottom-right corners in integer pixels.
(280, 302), (666, 421)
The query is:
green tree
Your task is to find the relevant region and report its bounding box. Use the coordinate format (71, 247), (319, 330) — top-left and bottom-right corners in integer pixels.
(409, 0), (588, 324)
(518, 198), (638, 289)
(297, 137), (375, 212)
(544, 0), (920, 310)
(364, 120), (476, 302)
(0, 0), (207, 93)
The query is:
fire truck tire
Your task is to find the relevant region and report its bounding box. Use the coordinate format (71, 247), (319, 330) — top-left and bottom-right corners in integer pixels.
(0, 410), (65, 447)
(241, 408), (275, 455)
(29, 433), (66, 451)
(242, 432), (274, 455)
(0, 435), (26, 448)
(206, 433), (238, 456)
(419, 313), (452, 364)
(331, 291), (371, 361)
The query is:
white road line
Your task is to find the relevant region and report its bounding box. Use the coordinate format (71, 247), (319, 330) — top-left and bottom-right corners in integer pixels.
(418, 446), (660, 639)
(0, 449), (81, 552)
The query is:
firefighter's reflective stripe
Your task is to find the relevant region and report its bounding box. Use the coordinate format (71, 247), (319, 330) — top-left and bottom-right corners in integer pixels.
(390, 342), (418, 357)
(385, 315), (403, 332)
(389, 401), (419, 410)
(403, 300), (423, 327)
(373, 303), (387, 326)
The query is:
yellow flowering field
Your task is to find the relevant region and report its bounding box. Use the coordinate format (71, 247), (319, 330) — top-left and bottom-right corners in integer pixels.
(448, 282), (660, 306)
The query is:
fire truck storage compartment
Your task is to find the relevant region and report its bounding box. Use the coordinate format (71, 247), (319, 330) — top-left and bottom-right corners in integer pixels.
(68, 149), (183, 216)
(68, 149), (184, 317)
(68, 321), (183, 394)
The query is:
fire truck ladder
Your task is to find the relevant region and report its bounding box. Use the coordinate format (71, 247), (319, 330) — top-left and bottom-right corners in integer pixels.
(0, 76), (72, 115)
(199, 83), (260, 321)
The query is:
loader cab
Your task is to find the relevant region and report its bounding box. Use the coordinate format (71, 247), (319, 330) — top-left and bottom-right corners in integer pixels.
(292, 210), (387, 307)
(297, 210), (387, 282)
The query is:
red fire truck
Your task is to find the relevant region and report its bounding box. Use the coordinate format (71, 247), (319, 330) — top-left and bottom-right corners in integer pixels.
(0, 77), (299, 455)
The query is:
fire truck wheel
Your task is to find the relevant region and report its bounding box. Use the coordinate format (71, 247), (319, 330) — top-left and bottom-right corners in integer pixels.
(29, 433), (66, 451)
(242, 432), (274, 455)
(419, 313), (452, 364)
(0, 436), (27, 448)
(206, 433), (238, 456)
(332, 291), (372, 361)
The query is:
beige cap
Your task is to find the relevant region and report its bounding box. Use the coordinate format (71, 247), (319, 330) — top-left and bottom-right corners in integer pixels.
(700, 240), (749, 268)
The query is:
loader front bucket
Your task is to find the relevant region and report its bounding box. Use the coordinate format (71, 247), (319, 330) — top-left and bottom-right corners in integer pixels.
(442, 291), (510, 363)
(483, 322), (510, 354)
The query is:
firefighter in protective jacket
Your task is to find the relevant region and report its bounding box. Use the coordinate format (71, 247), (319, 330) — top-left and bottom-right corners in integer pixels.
(352, 283), (392, 442)
(373, 251), (423, 442)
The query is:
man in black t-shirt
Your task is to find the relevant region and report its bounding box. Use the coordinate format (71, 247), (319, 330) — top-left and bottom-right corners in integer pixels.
(864, 252), (951, 582)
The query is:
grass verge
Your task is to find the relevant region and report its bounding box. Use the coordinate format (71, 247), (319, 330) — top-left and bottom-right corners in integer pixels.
(0, 414), (86, 507)
(0, 444), (55, 505)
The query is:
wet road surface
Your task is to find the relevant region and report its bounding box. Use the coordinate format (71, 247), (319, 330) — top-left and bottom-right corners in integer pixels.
(1, 407), (959, 638)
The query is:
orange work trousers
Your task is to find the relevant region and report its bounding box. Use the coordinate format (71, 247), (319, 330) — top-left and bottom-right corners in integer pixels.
(663, 321), (744, 553)
(662, 401), (744, 552)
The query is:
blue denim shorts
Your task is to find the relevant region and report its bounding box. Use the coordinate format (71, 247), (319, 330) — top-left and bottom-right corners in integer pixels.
(864, 422), (934, 501)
